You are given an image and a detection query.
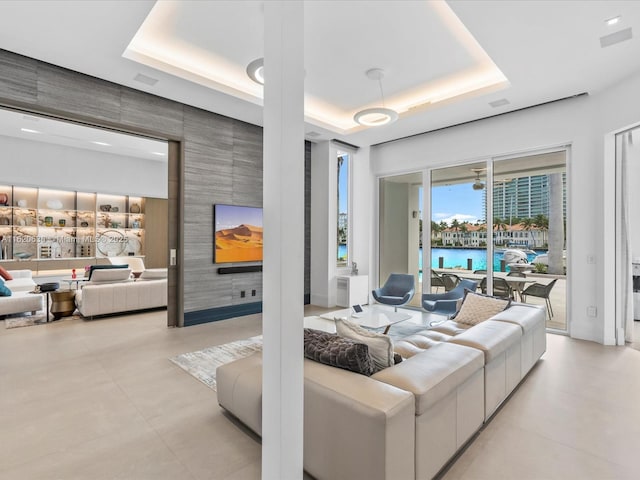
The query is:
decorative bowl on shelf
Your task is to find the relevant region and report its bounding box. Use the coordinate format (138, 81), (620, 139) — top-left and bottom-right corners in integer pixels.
(99, 205), (111, 212)
(14, 252), (33, 260)
(129, 203), (141, 214)
(16, 199), (27, 208)
(111, 207), (119, 212)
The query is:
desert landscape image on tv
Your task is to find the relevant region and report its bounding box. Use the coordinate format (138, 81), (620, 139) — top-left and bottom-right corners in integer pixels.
(214, 204), (263, 263)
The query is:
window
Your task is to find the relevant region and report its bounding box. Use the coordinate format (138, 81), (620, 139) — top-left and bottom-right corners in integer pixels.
(337, 152), (350, 267)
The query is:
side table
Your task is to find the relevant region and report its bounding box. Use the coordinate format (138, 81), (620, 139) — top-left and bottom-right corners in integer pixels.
(50, 290), (76, 320)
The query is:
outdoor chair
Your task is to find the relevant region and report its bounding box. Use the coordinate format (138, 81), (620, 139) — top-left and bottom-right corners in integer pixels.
(431, 269), (445, 292)
(441, 273), (461, 292)
(422, 279), (479, 325)
(372, 273), (415, 312)
(480, 277), (512, 299)
(521, 278), (557, 319)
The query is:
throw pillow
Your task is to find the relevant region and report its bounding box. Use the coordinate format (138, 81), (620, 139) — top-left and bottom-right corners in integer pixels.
(0, 266), (13, 281)
(454, 290), (510, 326)
(0, 278), (12, 297)
(335, 317), (394, 372)
(303, 328), (374, 376)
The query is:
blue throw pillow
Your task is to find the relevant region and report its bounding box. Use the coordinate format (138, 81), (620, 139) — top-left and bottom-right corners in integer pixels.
(0, 277), (12, 297)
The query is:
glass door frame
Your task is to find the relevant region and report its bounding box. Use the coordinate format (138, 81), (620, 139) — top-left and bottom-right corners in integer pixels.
(422, 145), (571, 333)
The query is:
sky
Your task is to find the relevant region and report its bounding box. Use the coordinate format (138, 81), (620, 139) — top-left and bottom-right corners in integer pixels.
(430, 183), (485, 225)
(215, 204), (263, 230)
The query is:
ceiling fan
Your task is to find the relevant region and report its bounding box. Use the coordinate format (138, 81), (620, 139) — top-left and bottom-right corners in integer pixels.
(471, 168), (486, 190)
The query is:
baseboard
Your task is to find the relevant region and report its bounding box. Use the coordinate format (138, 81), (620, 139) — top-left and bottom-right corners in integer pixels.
(185, 294), (311, 326)
(184, 302), (263, 326)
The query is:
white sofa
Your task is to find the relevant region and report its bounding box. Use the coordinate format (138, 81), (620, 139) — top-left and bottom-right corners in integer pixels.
(217, 303), (546, 480)
(0, 270), (43, 316)
(75, 268), (167, 318)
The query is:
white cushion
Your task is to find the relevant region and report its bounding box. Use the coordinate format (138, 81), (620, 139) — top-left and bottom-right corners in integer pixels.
(335, 317), (394, 372)
(139, 268), (167, 280)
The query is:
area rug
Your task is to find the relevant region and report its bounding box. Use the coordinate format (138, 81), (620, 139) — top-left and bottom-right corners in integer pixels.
(170, 335), (263, 391)
(4, 314), (48, 329)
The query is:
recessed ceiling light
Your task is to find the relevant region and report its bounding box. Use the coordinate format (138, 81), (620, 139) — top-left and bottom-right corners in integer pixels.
(246, 58), (264, 85)
(606, 16), (621, 26)
(20, 128), (40, 133)
(92, 141), (111, 146)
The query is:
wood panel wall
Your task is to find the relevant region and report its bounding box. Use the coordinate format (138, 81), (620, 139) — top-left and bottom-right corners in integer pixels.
(0, 49), (311, 323)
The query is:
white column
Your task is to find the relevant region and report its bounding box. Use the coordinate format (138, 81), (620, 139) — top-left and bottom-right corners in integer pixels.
(262, 2), (304, 479)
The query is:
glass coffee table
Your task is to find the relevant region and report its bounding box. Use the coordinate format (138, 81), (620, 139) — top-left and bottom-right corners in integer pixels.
(320, 305), (412, 334)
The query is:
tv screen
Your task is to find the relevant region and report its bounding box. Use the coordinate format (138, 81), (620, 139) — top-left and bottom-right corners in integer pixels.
(213, 204), (263, 263)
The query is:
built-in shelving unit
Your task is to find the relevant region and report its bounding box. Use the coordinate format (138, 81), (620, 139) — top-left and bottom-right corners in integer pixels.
(0, 185), (145, 261)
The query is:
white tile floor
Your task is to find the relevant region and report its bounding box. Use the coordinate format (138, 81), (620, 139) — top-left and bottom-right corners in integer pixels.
(1, 309), (639, 479)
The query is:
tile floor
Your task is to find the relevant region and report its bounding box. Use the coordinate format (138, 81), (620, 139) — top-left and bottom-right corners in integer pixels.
(1, 309), (639, 479)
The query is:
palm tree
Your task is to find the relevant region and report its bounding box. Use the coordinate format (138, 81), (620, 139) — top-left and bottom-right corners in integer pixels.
(493, 217), (507, 246)
(459, 222), (469, 246)
(451, 219), (461, 246)
(534, 214), (548, 247)
(521, 217), (535, 247)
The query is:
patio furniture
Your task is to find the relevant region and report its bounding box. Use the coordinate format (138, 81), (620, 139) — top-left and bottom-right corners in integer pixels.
(441, 273), (461, 292)
(372, 273), (415, 312)
(480, 277), (512, 299)
(430, 269), (445, 292)
(507, 271), (526, 300)
(422, 279), (479, 324)
(521, 278), (557, 319)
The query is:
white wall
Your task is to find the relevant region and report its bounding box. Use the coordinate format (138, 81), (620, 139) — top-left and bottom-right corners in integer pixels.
(0, 135), (168, 198)
(628, 135), (640, 259)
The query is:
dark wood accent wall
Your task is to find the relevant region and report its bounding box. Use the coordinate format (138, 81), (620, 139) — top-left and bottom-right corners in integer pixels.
(0, 49), (311, 324)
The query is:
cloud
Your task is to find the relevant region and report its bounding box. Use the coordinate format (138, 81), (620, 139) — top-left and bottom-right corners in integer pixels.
(436, 213), (480, 225)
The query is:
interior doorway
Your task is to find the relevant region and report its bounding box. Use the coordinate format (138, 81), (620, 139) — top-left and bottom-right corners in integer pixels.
(0, 106), (180, 327)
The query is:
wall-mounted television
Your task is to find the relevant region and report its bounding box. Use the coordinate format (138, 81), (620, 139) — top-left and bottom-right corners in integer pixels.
(213, 204), (263, 263)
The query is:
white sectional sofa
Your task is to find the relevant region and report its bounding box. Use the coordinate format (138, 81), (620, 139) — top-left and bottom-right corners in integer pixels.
(0, 270), (43, 317)
(217, 302), (546, 480)
(75, 268), (167, 318)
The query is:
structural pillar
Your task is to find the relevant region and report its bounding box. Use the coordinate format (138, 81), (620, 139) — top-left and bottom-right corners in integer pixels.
(262, 1), (305, 479)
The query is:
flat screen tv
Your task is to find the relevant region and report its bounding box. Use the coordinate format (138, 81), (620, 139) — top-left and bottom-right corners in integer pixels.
(213, 204), (263, 263)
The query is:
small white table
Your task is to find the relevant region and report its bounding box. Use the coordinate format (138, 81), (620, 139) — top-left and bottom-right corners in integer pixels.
(61, 276), (88, 290)
(319, 305), (412, 334)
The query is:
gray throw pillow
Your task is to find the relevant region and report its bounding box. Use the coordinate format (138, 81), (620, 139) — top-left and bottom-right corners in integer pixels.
(303, 328), (374, 376)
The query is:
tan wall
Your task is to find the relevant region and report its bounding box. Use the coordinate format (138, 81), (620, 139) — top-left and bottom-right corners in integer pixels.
(144, 197), (168, 268)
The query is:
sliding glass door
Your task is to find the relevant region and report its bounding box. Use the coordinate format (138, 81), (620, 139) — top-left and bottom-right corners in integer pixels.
(424, 151), (568, 331)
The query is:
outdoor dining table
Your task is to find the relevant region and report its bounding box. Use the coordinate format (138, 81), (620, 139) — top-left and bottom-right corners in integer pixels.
(435, 271), (539, 302)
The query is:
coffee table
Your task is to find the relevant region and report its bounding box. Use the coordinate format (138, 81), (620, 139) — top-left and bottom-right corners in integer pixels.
(320, 305), (412, 334)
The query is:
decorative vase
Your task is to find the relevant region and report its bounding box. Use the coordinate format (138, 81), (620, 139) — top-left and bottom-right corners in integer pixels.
(45, 216), (53, 227)
(129, 203), (141, 214)
(0, 193), (8, 205)
(59, 219), (66, 227)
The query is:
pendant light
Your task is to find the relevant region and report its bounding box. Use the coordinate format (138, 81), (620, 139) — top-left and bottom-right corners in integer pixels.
(354, 68), (398, 127)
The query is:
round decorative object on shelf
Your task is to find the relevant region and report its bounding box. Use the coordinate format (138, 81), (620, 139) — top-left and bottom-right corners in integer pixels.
(44, 216), (53, 227)
(0, 193), (8, 205)
(129, 203), (141, 214)
(96, 229), (126, 257)
(17, 199), (27, 208)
